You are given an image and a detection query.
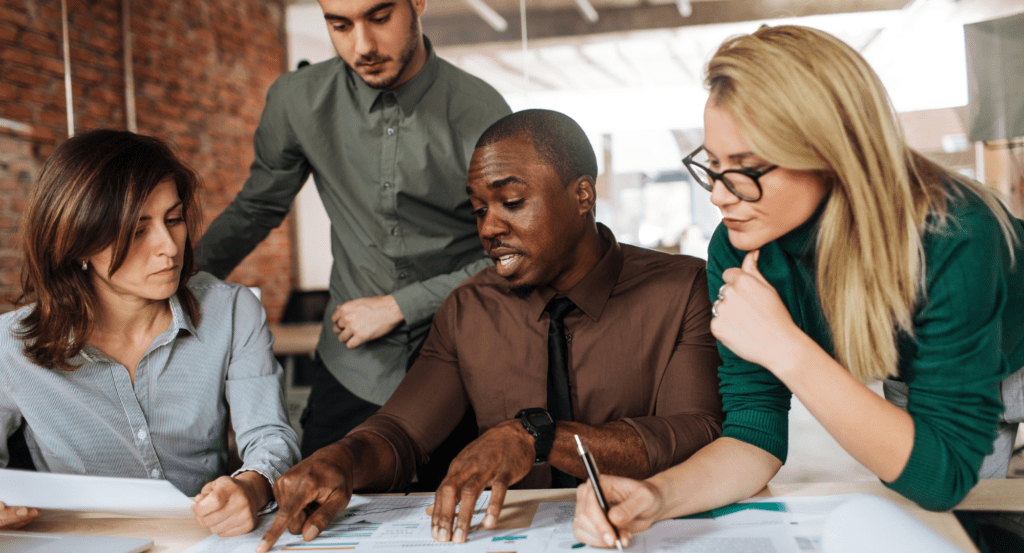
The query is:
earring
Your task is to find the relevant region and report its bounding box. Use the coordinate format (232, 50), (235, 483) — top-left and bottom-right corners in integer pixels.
(81, 260), (88, 271)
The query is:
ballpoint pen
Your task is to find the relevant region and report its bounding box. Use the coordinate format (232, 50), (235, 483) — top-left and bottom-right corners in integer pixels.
(574, 434), (624, 551)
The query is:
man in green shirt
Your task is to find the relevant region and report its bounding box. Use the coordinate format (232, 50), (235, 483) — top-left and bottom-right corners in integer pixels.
(196, 0), (510, 459)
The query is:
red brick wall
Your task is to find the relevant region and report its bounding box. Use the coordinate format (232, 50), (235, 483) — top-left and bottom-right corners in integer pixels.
(0, 0), (294, 321)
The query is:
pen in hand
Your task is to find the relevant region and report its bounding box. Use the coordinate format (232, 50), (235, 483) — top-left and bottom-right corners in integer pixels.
(574, 434), (624, 551)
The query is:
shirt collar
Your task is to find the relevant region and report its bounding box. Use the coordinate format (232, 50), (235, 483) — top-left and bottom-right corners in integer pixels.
(526, 223), (623, 323)
(349, 36), (439, 115)
(76, 293), (197, 364)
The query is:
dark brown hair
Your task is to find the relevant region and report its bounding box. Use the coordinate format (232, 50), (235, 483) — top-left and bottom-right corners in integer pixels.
(17, 129), (201, 370)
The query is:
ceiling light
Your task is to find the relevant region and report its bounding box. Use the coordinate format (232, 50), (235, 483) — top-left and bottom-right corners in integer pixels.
(463, 0), (508, 32)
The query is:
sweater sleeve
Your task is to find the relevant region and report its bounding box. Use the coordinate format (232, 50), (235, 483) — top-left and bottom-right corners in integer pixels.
(707, 225), (793, 463)
(884, 205), (1013, 511)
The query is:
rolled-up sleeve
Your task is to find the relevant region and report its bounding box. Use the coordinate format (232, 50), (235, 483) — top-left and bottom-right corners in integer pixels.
(885, 208), (1011, 511)
(225, 287), (301, 484)
(623, 265), (725, 475)
(348, 295), (470, 492)
(708, 228), (793, 464)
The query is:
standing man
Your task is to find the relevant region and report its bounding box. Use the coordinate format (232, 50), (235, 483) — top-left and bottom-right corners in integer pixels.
(197, 0), (511, 458)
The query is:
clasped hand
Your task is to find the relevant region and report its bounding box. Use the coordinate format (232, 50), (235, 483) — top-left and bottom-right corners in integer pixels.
(711, 250), (802, 374)
(332, 295), (404, 349)
(191, 472), (270, 537)
(426, 419), (536, 543)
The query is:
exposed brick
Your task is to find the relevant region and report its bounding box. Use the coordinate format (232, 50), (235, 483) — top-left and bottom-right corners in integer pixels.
(0, 81), (16, 101)
(0, 6), (27, 28)
(35, 55), (65, 75)
(0, 0), (293, 319)
(0, 23), (16, 43)
(20, 32), (58, 56)
(0, 102), (31, 121)
(0, 44), (31, 64)
(4, 66), (46, 87)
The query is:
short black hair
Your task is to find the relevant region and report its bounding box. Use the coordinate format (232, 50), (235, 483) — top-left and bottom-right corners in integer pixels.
(475, 109), (598, 187)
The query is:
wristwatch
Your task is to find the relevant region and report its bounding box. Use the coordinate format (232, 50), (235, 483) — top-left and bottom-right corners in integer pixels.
(517, 408), (556, 463)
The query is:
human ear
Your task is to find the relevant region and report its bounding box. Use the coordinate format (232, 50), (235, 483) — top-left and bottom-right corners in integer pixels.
(574, 176), (597, 215)
(410, 0), (427, 18)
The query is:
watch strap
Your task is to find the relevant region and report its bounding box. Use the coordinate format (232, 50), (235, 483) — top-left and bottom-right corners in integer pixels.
(517, 408), (556, 463)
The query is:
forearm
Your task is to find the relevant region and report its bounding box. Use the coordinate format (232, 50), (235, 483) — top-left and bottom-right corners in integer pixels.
(646, 437), (782, 520)
(771, 332), (914, 483)
(338, 431), (400, 492)
(392, 257), (491, 328)
(549, 421), (649, 480)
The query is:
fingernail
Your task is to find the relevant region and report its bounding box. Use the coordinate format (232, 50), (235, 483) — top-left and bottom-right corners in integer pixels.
(483, 514), (495, 527)
(453, 528), (465, 543)
(16, 507), (27, 516)
(256, 539), (268, 553)
(303, 525), (320, 541)
(439, 527), (449, 542)
(605, 533), (615, 546)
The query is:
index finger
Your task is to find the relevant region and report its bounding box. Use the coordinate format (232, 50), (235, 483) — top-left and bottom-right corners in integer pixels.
(257, 511), (294, 553)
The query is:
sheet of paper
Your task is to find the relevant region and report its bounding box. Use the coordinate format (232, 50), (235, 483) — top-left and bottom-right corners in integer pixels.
(530, 496), (878, 553)
(822, 495), (962, 553)
(185, 492), (521, 552)
(0, 468), (195, 518)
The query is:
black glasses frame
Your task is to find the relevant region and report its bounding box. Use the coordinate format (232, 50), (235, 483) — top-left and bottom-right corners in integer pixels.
(682, 145), (779, 202)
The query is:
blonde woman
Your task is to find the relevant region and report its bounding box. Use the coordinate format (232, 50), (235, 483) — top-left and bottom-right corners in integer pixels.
(574, 25), (1024, 549)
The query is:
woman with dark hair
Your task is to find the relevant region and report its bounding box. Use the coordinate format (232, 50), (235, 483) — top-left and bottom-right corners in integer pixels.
(0, 129), (299, 536)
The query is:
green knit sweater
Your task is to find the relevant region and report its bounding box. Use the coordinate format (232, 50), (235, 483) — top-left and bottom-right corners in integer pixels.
(707, 184), (1024, 511)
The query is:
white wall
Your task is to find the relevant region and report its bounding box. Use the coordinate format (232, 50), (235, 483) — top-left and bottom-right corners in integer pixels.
(286, 4), (335, 290)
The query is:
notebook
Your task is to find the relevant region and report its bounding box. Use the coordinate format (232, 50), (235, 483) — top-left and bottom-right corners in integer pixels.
(0, 530), (153, 553)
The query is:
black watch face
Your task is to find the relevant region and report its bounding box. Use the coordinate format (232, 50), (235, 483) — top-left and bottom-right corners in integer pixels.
(526, 412), (553, 427)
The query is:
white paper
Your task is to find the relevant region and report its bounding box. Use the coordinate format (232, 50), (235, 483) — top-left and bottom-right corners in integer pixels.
(0, 468), (195, 518)
(531, 494), (959, 553)
(822, 495), (963, 553)
(184, 492), (510, 552)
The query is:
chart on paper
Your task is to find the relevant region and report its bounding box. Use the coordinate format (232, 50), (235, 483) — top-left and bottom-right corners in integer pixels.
(184, 491), (552, 552)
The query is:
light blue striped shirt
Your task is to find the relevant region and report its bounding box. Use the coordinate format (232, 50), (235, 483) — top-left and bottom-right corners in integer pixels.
(0, 272), (300, 496)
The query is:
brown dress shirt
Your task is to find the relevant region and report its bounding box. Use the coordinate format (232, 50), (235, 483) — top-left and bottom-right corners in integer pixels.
(352, 225), (723, 489)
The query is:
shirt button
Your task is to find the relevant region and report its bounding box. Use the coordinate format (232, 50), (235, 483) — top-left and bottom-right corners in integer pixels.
(391, 227), (399, 236)
(150, 469), (160, 478)
(398, 272), (407, 279)
(387, 128), (394, 135)
(137, 429), (147, 440)
(383, 182), (392, 189)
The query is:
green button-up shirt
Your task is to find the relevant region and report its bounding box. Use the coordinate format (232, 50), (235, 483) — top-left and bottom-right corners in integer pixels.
(197, 39), (511, 404)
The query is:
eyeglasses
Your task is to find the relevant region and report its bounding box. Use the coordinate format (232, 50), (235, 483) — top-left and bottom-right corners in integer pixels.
(682, 145), (778, 202)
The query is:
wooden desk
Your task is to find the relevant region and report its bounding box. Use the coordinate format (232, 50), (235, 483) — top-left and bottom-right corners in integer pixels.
(268, 322), (321, 356)
(21, 481), (1021, 553)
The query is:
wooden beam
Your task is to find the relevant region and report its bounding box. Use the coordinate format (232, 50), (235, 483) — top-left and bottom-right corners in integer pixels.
(422, 0), (911, 47)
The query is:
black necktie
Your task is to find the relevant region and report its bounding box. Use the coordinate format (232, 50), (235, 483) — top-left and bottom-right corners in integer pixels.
(545, 296), (577, 488)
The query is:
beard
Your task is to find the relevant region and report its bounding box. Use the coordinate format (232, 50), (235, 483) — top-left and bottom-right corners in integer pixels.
(355, 14), (420, 90)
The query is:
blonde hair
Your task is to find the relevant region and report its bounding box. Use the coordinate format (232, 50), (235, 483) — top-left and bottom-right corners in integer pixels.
(706, 25), (1018, 382)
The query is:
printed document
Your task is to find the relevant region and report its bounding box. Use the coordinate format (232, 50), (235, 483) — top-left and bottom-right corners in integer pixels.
(0, 468), (194, 518)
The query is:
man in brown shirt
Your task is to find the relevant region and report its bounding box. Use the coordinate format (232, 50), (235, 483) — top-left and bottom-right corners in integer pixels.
(257, 109), (722, 552)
